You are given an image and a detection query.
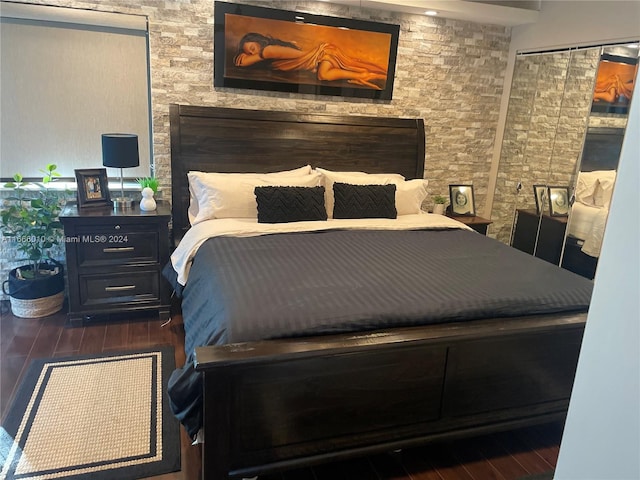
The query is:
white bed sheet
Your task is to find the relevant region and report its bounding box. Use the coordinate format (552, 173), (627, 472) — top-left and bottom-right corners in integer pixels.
(568, 202), (609, 258)
(568, 202), (601, 240)
(581, 208), (609, 258)
(171, 213), (472, 285)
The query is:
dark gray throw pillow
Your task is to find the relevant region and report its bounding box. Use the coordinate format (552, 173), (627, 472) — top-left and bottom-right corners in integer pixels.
(255, 186), (327, 223)
(332, 182), (397, 219)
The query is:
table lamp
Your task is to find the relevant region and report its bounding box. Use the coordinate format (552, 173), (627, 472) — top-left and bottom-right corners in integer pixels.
(102, 133), (139, 210)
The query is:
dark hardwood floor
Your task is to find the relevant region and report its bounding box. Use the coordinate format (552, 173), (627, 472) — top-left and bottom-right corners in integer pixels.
(0, 301), (562, 480)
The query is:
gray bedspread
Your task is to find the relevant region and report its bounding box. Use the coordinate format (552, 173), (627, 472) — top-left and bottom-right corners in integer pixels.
(167, 228), (593, 437)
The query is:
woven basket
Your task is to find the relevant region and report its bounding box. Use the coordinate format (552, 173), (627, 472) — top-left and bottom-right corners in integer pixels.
(9, 291), (64, 318)
(3, 262), (65, 318)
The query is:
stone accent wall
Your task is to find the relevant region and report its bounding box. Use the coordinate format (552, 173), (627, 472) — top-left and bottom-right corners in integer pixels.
(2, 0), (511, 299)
(145, 0), (510, 212)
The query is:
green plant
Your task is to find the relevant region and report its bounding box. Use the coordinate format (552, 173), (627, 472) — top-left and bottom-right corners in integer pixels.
(433, 195), (447, 204)
(137, 177), (159, 193)
(1, 164), (67, 279)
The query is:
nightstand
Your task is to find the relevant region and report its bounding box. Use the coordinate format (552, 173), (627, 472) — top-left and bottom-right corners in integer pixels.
(60, 201), (172, 325)
(446, 213), (493, 235)
(511, 209), (568, 265)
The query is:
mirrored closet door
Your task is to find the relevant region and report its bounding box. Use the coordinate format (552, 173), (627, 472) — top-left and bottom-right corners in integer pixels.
(491, 41), (638, 279)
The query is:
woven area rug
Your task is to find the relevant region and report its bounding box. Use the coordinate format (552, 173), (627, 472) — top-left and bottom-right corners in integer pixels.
(0, 347), (180, 480)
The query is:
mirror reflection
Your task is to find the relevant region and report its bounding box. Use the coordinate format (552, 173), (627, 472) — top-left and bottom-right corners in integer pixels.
(561, 127), (624, 278)
(492, 42), (638, 279)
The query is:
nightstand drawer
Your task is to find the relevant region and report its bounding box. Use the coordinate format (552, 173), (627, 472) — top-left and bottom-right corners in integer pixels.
(76, 231), (159, 267)
(79, 271), (160, 306)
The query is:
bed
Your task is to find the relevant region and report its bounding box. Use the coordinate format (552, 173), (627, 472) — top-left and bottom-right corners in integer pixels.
(167, 104), (592, 480)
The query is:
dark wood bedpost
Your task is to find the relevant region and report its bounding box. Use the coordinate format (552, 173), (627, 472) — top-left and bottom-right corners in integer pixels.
(201, 369), (231, 479)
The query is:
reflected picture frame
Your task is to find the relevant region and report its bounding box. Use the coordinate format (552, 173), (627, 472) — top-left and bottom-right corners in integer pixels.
(213, 1), (400, 100)
(533, 184), (549, 216)
(75, 168), (112, 209)
(591, 53), (638, 116)
(449, 184), (475, 216)
(548, 186), (570, 217)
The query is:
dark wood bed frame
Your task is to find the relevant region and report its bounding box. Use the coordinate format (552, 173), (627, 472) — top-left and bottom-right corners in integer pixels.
(169, 104), (587, 480)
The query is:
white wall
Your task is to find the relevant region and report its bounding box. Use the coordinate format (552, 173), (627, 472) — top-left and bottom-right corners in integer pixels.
(484, 0), (640, 217)
(554, 63), (640, 480)
(510, 0), (640, 53)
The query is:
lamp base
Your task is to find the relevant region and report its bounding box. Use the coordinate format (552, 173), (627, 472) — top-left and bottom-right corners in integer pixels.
(113, 197), (135, 210)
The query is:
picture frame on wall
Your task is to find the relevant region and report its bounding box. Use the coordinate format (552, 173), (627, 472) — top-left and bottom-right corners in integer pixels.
(75, 168), (112, 209)
(548, 186), (570, 217)
(213, 1), (400, 100)
(449, 184), (475, 216)
(591, 53), (638, 116)
(533, 184), (548, 216)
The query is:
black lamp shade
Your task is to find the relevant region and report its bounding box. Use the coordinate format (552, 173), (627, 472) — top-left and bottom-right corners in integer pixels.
(102, 133), (140, 168)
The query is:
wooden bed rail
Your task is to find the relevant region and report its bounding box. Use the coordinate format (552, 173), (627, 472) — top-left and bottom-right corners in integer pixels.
(194, 312), (585, 368)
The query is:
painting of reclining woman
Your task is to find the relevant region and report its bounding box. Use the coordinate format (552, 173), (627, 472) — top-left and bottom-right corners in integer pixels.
(215, 3), (399, 99)
(591, 54), (638, 114)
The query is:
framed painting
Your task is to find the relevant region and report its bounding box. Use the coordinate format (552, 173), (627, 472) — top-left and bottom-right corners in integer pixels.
(533, 184), (548, 216)
(591, 53), (638, 115)
(75, 168), (112, 209)
(214, 1), (400, 100)
(449, 184), (475, 217)
(548, 186), (570, 217)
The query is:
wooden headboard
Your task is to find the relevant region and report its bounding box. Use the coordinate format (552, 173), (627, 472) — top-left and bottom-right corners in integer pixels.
(579, 126), (625, 172)
(169, 104), (426, 239)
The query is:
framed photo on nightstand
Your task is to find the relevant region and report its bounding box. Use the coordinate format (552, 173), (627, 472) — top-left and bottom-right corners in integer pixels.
(449, 184), (475, 216)
(549, 186), (570, 216)
(75, 168), (112, 209)
(533, 184), (548, 216)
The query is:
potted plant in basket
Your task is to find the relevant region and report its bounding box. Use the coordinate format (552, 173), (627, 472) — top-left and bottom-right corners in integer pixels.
(433, 195), (447, 215)
(1, 164), (68, 318)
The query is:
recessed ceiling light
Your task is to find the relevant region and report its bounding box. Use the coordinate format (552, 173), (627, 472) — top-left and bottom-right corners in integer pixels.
(425, 10), (438, 16)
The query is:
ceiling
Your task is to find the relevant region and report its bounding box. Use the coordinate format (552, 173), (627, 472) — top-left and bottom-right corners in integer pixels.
(326, 0), (541, 26)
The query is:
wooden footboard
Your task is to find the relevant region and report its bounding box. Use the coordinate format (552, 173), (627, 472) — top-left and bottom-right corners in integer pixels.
(195, 312), (586, 479)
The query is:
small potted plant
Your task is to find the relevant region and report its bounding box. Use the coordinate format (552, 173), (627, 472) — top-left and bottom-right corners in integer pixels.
(137, 176), (159, 211)
(433, 195), (447, 215)
(1, 164), (67, 318)
(137, 176), (159, 193)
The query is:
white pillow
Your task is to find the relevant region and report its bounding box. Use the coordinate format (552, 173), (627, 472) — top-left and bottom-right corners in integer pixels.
(189, 170), (321, 224)
(396, 179), (429, 215)
(188, 165), (313, 224)
(575, 170), (616, 207)
(316, 168), (406, 218)
(575, 171), (600, 206)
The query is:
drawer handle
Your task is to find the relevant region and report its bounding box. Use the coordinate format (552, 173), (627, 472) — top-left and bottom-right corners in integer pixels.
(105, 285), (136, 292)
(103, 247), (135, 253)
